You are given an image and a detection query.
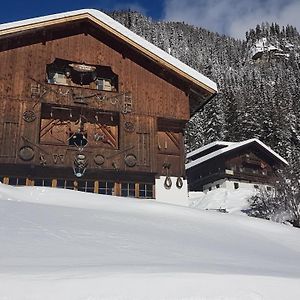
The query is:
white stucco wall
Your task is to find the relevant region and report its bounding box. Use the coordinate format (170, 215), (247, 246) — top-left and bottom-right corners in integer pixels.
(203, 179), (272, 193)
(155, 176), (188, 206)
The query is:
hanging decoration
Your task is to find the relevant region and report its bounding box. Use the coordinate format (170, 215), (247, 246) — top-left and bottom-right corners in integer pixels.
(164, 176), (172, 189)
(176, 177), (183, 189)
(73, 152), (88, 178)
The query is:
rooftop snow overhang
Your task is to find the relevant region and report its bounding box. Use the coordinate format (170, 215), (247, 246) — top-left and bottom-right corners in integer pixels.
(0, 9), (218, 115)
(186, 139), (288, 170)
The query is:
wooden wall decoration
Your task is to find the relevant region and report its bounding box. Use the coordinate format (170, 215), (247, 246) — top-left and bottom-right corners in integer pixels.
(0, 21), (196, 192)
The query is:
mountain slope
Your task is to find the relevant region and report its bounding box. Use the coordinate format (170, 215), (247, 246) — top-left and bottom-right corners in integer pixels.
(0, 183), (300, 299)
(110, 12), (300, 168)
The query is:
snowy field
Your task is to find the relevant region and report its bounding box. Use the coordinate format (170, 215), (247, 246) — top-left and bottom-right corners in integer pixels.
(0, 183), (300, 299)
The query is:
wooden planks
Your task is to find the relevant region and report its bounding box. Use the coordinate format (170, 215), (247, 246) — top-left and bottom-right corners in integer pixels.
(0, 23), (189, 179)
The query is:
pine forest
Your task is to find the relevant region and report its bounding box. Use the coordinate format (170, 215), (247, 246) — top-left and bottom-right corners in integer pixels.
(111, 11), (300, 170)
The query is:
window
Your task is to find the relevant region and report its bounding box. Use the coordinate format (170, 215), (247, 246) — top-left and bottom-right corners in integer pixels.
(8, 177), (26, 186)
(267, 186), (272, 191)
(77, 180), (94, 193)
(234, 182), (239, 189)
(254, 184), (259, 189)
(34, 179), (52, 187)
(46, 58), (118, 91)
(57, 179), (66, 189)
(208, 187), (212, 191)
(216, 184), (220, 189)
(139, 184), (153, 199)
(121, 183), (135, 197)
(66, 180), (75, 190)
(99, 182), (114, 195)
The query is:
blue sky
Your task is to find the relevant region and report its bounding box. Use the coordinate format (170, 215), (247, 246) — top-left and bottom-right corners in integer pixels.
(0, 1), (164, 23)
(1, 0), (299, 39)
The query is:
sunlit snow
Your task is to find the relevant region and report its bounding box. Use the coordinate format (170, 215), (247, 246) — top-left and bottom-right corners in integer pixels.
(0, 183), (300, 299)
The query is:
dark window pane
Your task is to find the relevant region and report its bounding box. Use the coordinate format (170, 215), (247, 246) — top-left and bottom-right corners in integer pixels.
(86, 181), (94, 193)
(99, 188), (106, 194)
(57, 179), (65, 188)
(99, 182), (106, 188)
(9, 177), (18, 185)
(139, 190), (146, 198)
(107, 186), (113, 195)
(77, 181), (86, 192)
(65, 180), (74, 190)
(18, 178), (26, 186)
(34, 179), (43, 186)
(146, 189), (153, 198)
(121, 183), (128, 189)
(44, 179), (52, 187)
(107, 182), (114, 188)
(121, 189), (128, 197)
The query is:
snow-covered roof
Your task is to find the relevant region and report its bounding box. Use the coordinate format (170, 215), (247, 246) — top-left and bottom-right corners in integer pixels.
(186, 138), (288, 170)
(186, 141), (234, 159)
(0, 9), (218, 95)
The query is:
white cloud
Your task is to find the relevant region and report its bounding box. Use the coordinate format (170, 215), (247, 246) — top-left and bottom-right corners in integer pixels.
(163, 0), (300, 39)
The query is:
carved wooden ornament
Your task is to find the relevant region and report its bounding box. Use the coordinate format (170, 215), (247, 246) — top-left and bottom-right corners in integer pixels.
(19, 146), (34, 161)
(23, 110), (36, 122)
(124, 154), (137, 167)
(94, 154), (105, 166)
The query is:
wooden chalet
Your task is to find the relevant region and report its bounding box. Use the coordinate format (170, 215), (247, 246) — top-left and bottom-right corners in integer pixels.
(186, 139), (288, 192)
(0, 9), (217, 201)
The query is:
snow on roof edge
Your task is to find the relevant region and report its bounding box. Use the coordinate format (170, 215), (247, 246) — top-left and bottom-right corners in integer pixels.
(186, 141), (234, 159)
(186, 138), (288, 170)
(0, 9), (218, 93)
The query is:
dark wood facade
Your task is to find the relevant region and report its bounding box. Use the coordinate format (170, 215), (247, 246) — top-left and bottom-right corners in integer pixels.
(0, 13), (216, 197)
(187, 141), (287, 191)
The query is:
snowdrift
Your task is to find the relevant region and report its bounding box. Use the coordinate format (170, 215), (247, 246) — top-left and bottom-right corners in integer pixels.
(189, 187), (255, 213)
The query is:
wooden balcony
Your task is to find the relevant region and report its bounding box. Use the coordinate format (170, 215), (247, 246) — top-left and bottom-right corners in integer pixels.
(31, 81), (131, 113)
(189, 169), (273, 190)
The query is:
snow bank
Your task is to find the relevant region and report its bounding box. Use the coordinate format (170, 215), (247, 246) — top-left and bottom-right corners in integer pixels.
(0, 183), (300, 299)
(189, 186), (256, 213)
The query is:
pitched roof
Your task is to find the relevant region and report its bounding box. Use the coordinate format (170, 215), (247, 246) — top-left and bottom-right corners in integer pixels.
(186, 141), (234, 159)
(0, 9), (218, 95)
(186, 139), (288, 170)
